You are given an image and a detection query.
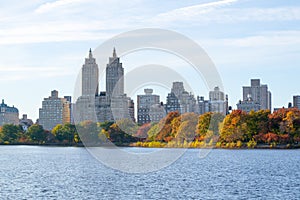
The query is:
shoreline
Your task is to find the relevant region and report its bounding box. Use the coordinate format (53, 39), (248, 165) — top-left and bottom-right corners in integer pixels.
(1, 143), (299, 149)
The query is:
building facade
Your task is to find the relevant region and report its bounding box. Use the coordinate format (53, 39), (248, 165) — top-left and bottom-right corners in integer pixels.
(197, 96), (210, 115)
(106, 48), (124, 97)
(0, 99), (19, 126)
(208, 86), (228, 115)
(19, 114), (33, 132)
(165, 82), (197, 114)
(75, 48), (135, 123)
(82, 48), (99, 97)
(241, 79), (272, 111)
(237, 94), (261, 113)
(137, 89), (164, 124)
(39, 90), (71, 130)
(293, 95), (300, 109)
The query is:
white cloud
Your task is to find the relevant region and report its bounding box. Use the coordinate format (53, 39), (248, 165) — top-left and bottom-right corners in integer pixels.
(197, 31), (300, 69)
(202, 31), (300, 47)
(35, 0), (85, 14)
(0, 66), (60, 72)
(1, 1), (300, 46)
(0, 65), (76, 82)
(154, 6), (300, 24)
(154, 0), (238, 22)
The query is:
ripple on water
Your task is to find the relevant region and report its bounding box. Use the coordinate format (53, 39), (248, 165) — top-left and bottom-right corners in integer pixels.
(0, 146), (299, 199)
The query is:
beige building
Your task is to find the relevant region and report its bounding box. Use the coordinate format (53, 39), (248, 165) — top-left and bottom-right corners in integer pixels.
(39, 90), (71, 130)
(209, 86), (228, 115)
(0, 99), (19, 126)
(82, 48), (99, 97)
(75, 48), (135, 123)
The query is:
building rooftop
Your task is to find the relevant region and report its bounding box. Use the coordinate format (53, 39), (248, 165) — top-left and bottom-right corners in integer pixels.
(0, 99), (19, 113)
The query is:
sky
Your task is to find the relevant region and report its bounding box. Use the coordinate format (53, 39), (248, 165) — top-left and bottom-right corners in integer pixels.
(0, 0), (300, 121)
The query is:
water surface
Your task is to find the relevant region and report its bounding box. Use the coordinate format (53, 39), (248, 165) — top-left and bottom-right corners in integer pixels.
(0, 146), (299, 199)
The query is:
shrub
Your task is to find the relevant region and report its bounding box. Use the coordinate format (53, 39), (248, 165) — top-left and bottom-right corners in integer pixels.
(247, 139), (257, 148)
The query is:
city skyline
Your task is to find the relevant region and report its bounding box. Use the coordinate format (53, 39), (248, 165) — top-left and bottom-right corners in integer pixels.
(0, 0), (300, 120)
(1, 71), (298, 123)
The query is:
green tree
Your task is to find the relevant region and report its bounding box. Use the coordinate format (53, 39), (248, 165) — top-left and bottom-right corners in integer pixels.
(115, 118), (138, 136)
(107, 123), (137, 145)
(52, 123), (77, 143)
(0, 124), (21, 143)
(27, 124), (47, 144)
(245, 110), (270, 140)
(76, 121), (99, 146)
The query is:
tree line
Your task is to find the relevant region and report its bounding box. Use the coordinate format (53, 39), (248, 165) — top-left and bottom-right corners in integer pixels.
(135, 108), (300, 148)
(1, 107), (300, 148)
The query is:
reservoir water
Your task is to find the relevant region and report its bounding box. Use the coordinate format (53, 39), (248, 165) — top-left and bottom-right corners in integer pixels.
(0, 146), (299, 199)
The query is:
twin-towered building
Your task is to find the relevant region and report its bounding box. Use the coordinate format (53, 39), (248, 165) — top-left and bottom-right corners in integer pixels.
(74, 48), (230, 125)
(74, 48), (134, 123)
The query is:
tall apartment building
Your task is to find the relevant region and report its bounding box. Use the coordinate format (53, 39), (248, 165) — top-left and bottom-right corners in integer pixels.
(75, 49), (99, 122)
(0, 99), (19, 126)
(197, 96), (210, 115)
(39, 90), (71, 130)
(75, 48), (135, 123)
(82, 48), (99, 96)
(165, 82), (197, 114)
(293, 95), (300, 109)
(137, 89), (165, 124)
(106, 48), (124, 97)
(237, 79), (272, 112)
(209, 86), (228, 115)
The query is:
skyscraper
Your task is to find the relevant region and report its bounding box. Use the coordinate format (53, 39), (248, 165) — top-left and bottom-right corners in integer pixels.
(75, 49), (99, 122)
(82, 49), (99, 96)
(76, 48), (135, 123)
(104, 48), (134, 122)
(106, 48), (124, 97)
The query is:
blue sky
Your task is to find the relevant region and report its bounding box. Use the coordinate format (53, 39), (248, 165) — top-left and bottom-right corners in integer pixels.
(0, 0), (300, 120)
